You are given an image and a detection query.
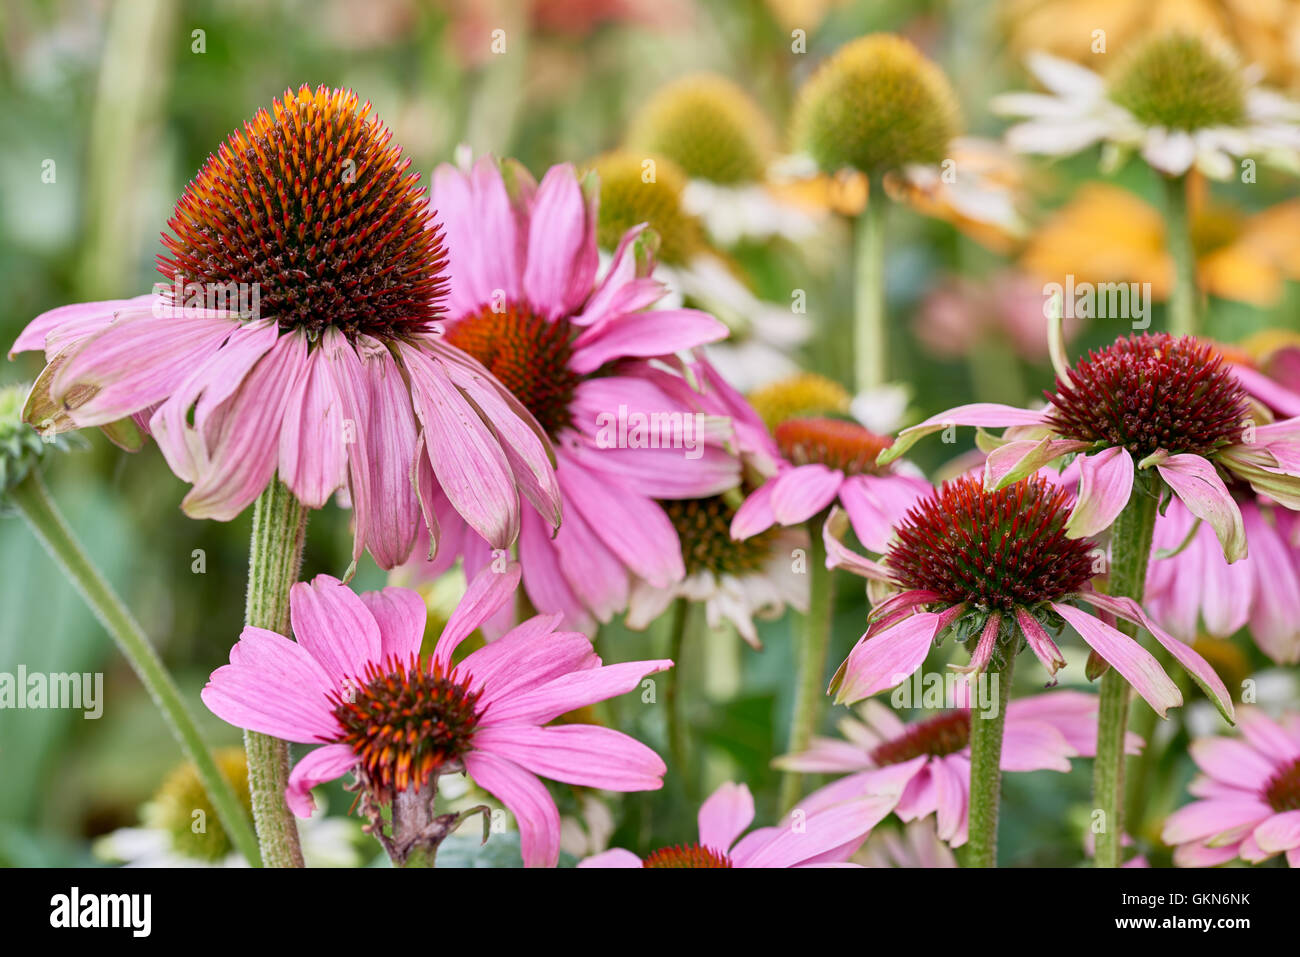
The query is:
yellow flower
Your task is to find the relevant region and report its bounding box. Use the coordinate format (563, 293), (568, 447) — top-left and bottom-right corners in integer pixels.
(1019, 181), (1300, 306)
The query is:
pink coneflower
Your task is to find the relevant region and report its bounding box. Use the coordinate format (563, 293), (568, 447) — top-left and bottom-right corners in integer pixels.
(200, 562), (671, 868)
(577, 774), (914, 868)
(1143, 344), (1300, 665)
(10, 86), (560, 567)
(730, 417), (930, 550)
(779, 691), (1127, 847)
(882, 333), (1300, 562)
(1163, 707), (1300, 868)
(1146, 497), (1300, 665)
(858, 819), (957, 868)
(824, 474), (1234, 722)
(404, 155), (733, 635)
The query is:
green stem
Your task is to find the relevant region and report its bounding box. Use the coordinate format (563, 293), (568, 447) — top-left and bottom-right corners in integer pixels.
(1092, 482), (1159, 868)
(852, 179), (889, 394)
(243, 478), (309, 868)
(9, 472), (261, 865)
(1164, 175), (1198, 338)
(666, 597), (693, 795)
(779, 516), (836, 812)
(964, 647), (1015, 867)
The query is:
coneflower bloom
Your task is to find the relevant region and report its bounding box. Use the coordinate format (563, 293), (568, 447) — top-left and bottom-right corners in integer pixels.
(406, 154), (733, 635)
(625, 360), (803, 647)
(1163, 707), (1300, 867)
(858, 819), (956, 868)
(778, 691), (1131, 847)
(10, 86), (559, 567)
(200, 563), (671, 868)
(730, 416), (930, 551)
(993, 35), (1300, 179)
(1144, 344), (1300, 664)
(824, 474), (1234, 722)
(883, 333), (1300, 563)
(577, 774), (915, 868)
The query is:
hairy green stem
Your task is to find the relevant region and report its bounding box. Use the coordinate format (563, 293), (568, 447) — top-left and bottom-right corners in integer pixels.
(852, 179), (889, 394)
(244, 478), (309, 868)
(9, 471), (261, 865)
(1164, 175), (1198, 338)
(1092, 483), (1158, 868)
(780, 517), (836, 812)
(666, 597), (694, 797)
(964, 648), (1016, 867)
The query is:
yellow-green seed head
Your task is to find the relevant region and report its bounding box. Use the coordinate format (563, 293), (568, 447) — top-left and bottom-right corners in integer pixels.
(793, 33), (960, 176)
(747, 373), (851, 430)
(144, 748), (252, 863)
(1108, 33), (1247, 131)
(626, 73), (775, 185)
(586, 150), (706, 265)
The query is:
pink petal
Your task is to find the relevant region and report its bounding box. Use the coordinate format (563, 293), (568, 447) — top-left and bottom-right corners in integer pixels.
(1189, 737), (1280, 790)
(430, 157), (524, 317)
(1162, 798), (1271, 844)
(731, 480), (778, 540)
(570, 308), (728, 373)
(577, 848), (644, 868)
(285, 744), (357, 818)
(1066, 447), (1134, 539)
(1083, 591), (1235, 724)
(1050, 602), (1182, 718)
(835, 612), (945, 705)
(984, 437), (1092, 490)
(1155, 453), (1247, 562)
(1015, 608), (1068, 677)
(463, 750), (561, 868)
(10, 296), (144, 358)
(461, 618), (597, 703)
(277, 345), (348, 509)
(470, 724), (666, 791)
(522, 164), (597, 318)
(433, 562), (523, 668)
(1236, 707), (1300, 765)
(697, 782), (756, 853)
(1255, 811), (1300, 853)
(289, 575), (382, 686)
(476, 658), (673, 727)
(358, 586), (428, 663)
(769, 464), (843, 526)
(880, 403), (1050, 465)
(838, 474), (929, 553)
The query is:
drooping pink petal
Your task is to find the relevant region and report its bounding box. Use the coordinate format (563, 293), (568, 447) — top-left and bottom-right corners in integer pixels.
(928, 756), (968, 843)
(404, 346), (519, 549)
(1241, 507), (1300, 665)
(1066, 447), (1134, 539)
(821, 508), (895, 581)
(1154, 453), (1247, 562)
(285, 744), (358, 818)
(462, 750), (561, 868)
(697, 782), (756, 853)
(322, 329), (375, 563)
(10, 296), (147, 358)
(834, 612), (946, 705)
(1015, 608), (1068, 677)
(470, 724), (666, 791)
(1050, 602), (1182, 718)
(1083, 591), (1235, 724)
(431, 157), (524, 318)
(277, 345), (348, 509)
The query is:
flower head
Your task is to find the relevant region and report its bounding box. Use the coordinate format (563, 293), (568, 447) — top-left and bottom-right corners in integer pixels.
(731, 416), (930, 553)
(780, 690), (1124, 847)
(824, 474), (1234, 723)
(578, 777), (911, 868)
(793, 33), (960, 176)
(994, 38), (1300, 179)
(11, 86), (561, 567)
(403, 156), (733, 636)
(1163, 707), (1300, 867)
(747, 373), (851, 431)
(626, 73), (774, 185)
(586, 150), (705, 265)
(883, 332), (1300, 564)
(201, 563), (671, 867)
